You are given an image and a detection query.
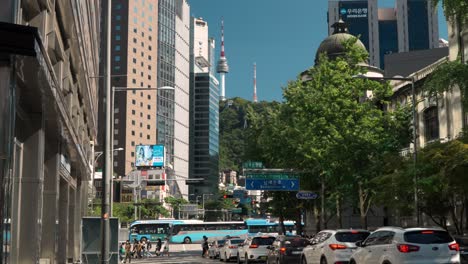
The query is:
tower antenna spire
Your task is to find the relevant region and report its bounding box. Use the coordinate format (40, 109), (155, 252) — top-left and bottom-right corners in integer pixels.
(217, 17), (229, 101)
(253, 63), (257, 102)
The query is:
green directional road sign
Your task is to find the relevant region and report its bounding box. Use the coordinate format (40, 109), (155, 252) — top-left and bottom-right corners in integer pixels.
(242, 161), (264, 169)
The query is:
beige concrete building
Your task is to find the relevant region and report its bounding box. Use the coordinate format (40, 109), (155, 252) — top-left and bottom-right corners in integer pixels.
(0, 0), (100, 263)
(98, 0), (159, 178)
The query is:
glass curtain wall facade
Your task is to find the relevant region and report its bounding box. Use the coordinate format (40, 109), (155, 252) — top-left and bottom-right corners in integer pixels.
(379, 20), (399, 68)
(190, 73), (220, 196)
(407, 0), (430, 50)
(157, 0), (190, 198)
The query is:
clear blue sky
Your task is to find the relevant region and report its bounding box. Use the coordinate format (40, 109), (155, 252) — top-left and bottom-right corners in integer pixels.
(189, 0), (448, 102)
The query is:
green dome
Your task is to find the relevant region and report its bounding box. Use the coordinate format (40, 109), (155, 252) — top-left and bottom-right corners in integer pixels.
(315, 20), (366, 64)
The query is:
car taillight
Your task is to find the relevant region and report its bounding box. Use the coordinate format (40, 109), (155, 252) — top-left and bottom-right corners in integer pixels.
(229, 246), (237, 249)
(249, 244), (258, 248)
(329, 244), (347, 250)
(279, 247), (286, 254)
(449, 243), (460, 251)
(421, 230), (434, 234)
(397, 244), (420, 253)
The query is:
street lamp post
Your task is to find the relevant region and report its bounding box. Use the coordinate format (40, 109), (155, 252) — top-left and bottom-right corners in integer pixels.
(354, 75), (419, 226)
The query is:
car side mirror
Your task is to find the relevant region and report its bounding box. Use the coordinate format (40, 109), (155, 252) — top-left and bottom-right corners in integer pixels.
(356, 241), (364, 247)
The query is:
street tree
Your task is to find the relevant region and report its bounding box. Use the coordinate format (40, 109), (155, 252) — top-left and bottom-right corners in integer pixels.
(247, 38), (411, 230)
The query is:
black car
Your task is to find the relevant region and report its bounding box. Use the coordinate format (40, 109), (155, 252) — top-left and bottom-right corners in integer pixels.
(266, 236), (310, 264)
(455, 236), (468, 264)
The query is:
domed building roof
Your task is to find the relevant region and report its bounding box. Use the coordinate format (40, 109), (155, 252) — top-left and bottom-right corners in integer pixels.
(315, 19), (366, 64)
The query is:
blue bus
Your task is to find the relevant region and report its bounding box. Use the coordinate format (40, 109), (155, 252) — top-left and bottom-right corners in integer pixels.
(170, 221), (247, 244)
(128, 219), (202, 242)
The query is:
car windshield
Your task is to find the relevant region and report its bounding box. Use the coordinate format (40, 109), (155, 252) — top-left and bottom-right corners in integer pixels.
(285, 238), (309, 247)
(404, 230), (453, 244)
(252, 237), (275, 245)
(335, 231), (370, 242)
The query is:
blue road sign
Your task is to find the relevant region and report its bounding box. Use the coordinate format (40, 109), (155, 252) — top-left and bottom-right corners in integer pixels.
(246, 179), (299, 191)
(296, 191), (319, 200)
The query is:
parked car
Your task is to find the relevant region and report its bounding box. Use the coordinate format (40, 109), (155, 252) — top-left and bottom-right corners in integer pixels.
(219, 238), (245, 262)
(454, 236), (468, 264)
(208, 239), (226, 259)
(237, 235), (276, 263)
(349, 227), (460, 264)
(301, 229), (370, 264)
(266, 236), (310, 264)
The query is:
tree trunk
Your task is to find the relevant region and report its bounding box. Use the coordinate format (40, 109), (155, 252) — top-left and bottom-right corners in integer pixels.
(320, 176), (326, 230)
(358, 182), (368, 229)
(296, 208), (303, 236)
(314, 199), (321, 233)
(279, 214), (286, 235)
(336, 196), (342, 229)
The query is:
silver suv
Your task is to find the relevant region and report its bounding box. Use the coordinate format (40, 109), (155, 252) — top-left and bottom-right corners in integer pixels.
(350, 227), (460, 264)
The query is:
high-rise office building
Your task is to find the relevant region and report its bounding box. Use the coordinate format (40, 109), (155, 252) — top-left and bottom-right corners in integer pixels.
(157, 0), (191, 198)
(189, 17), (220, 198)
(328, 0), (438, 68)
(98, 0), (159, 178)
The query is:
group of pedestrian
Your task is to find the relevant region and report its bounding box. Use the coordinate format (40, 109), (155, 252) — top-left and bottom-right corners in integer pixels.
(119, 237), (169, 263)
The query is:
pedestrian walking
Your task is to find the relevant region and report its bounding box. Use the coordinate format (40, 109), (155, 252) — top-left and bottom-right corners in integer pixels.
(155, 238), (162, 256)
(123, 240), (132, 263)
(162, 237), (170, 257)
(202, 236), (209, 257)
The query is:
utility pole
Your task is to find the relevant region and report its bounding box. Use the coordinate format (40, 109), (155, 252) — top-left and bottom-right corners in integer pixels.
(100, 0), (112, 262)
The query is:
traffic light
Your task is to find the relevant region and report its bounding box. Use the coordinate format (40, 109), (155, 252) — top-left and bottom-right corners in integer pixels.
(146, 180), (165, 186)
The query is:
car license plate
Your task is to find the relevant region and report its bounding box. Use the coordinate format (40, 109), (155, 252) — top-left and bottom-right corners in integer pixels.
(292, 251), (302, 255)
(260, 256), (267, 260)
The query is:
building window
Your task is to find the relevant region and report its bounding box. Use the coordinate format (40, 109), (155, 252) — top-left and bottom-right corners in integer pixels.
(114, 56), (121, 62)
(133, 28), (137, 33)
(147, 135), (150, 140)
(133, 17), (137, 23)
(115, 35), (121, 40)
(132, 120), (135, 125)
(131, 130), (135, 136)
(140, 82), (144, 87)
(115, 45), (121, 51)
(132, 79), (136, 84)
(142, 32), (145, 37)
(140, 122), (143, 128)
(114, 66), (121, 71)
(149, 46), (152, 51)
(133, 58), (137, 63)
(132, 99), (136, 105)
(114, 119), (119, 124)
(149, 36), (152, 41)
(147, 105), (151, 110)
(147, 125), (151, 129)
(148, 55), (152, 60)
(133, 7), (137, 13)
(114, 129), (118, 135)
(140, 132), (143, 137)
(140, 102), (143, 107)
(131, 141), (135, 146)
(424, 106), (439, 142)
(147, 95), (151, 100)
(148, 65), (152, 70)
(133, 68), (136, 74)
(115, 4), (122, 9)
(133, 38), (137, 43)
(132, 110), (135, 115)
(116, 25), (121, 30)
(133, 48), (137, 53)
(141, 52), (144, 57)
(116, 15), (121, 20)
(147, 114), (151, 119)
(131, 152), (135, 157)
(148, 75), (151, 80)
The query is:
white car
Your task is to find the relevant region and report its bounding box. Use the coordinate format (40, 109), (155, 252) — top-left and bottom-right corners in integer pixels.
(349, 227), (460, 264)
(208, 239), (226, 259)
(237, 235), (276, 263)
(301, 229), (370, 264)
(220, 238), (245, 262)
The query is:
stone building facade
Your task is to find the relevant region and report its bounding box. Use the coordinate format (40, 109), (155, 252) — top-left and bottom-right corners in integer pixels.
(0, 0), (100, 263)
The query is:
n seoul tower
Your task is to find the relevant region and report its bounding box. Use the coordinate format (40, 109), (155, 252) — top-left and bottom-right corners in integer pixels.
(217, 18), (229, 101)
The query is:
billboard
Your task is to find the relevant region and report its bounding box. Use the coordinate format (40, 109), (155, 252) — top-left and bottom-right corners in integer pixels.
(339, 1), (370, 50)
(135, 145), (165, 167)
